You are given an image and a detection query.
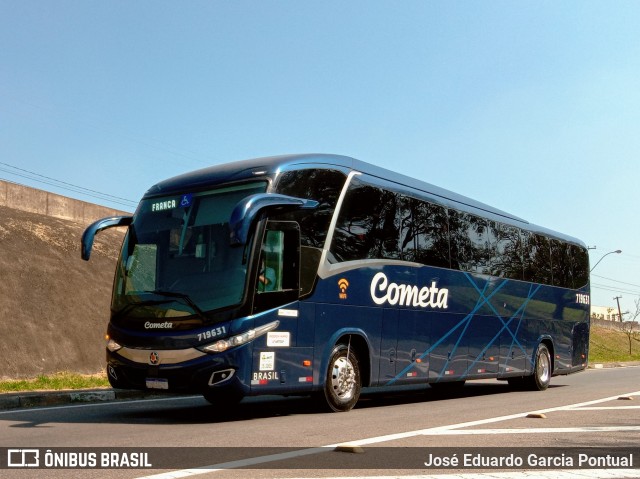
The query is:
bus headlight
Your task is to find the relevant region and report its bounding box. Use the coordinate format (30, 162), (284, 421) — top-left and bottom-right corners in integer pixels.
(106, 338), (122, 352)
(199, 320), (280, 354)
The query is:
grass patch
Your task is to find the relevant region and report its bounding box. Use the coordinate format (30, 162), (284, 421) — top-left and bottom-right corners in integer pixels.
(589, 326), (640, 363)
(0, 371), (109, 393)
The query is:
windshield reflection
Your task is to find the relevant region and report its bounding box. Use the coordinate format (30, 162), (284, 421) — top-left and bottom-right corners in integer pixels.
(113, 182), (267, 320)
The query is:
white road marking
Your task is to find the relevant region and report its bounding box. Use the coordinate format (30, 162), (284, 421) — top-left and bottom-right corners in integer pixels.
(135, 390), (640, 479)
(421, 426), (640, 435)
(571, 406), (640, 410)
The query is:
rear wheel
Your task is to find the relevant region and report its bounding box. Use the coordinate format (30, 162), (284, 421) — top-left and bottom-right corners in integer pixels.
(322, 344), (361, 412)
(523, 343), (552, 391)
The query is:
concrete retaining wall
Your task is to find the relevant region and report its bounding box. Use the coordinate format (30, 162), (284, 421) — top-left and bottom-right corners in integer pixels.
(591, 318), (639, 331)
(0, 180), (131, 222)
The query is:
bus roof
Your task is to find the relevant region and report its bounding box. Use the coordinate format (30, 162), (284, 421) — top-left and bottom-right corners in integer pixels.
(143, 153), (585, 247)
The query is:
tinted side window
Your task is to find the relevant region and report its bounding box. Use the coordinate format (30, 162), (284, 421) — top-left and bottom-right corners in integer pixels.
(448, 209), (470, 271)
(491, 223), (524, 280)
(275, 169), (345, 295)
(449, 211), (491, 274)
(550, 239), (571, 287)
(410, 199), (450, 268)
(275, 169), (345, 248)
(523, 232), (552, 285)
(330, 179), (400, 262)
(569, 244), (589, 288)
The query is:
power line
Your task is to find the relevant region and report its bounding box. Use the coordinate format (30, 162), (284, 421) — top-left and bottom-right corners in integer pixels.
(591, 274), (640, 289)
(0, 162), (137, 205)
(589, 248), (640, 262)
(0, 162), (138, 208)
(0, 174), (137, 209)
(0, 171), (136, 209)
(591, 283), (640, 297)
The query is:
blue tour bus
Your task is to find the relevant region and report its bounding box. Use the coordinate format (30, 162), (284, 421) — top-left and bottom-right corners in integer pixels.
(82, 154), (590, 412)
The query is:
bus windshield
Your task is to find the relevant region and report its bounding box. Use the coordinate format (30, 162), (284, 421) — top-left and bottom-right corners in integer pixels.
(112, 182), (267, 320)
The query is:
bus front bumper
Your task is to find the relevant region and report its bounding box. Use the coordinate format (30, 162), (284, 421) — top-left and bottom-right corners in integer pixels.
(105, 346), (249, 397)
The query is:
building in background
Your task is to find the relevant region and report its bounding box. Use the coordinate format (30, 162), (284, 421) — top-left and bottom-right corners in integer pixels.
(591, 305), (622, 322)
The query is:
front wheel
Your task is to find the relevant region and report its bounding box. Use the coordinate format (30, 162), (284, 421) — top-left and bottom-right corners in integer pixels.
(322, 344), (361, 412)
(524, 343), (552, 391)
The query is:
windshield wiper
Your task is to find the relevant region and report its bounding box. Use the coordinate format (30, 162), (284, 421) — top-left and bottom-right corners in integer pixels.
(144, 290), (208, 321)
(113, 299), (174, 321)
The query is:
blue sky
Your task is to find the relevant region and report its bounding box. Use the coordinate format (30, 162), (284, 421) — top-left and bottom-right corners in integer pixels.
(1, 1), (639, 315)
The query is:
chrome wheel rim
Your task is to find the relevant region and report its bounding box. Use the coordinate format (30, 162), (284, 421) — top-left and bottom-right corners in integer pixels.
(330, 355), (356, 401)
(538, 351), (550, 384)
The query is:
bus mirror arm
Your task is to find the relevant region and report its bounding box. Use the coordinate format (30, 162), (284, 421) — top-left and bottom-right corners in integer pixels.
(81, 215), (133, 261)
(229, 193), (318, 245)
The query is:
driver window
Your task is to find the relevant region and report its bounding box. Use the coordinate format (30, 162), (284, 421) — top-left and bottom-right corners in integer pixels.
(258, 230), (284, 293)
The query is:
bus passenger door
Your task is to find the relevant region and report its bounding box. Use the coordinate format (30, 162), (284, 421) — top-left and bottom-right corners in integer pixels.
(250, 221), (312, 393)
(252, 221), (301, 313)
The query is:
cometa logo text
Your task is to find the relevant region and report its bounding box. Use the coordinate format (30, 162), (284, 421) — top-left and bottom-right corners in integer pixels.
(370, 272), (449, 309)
(144, 321), (174, 329)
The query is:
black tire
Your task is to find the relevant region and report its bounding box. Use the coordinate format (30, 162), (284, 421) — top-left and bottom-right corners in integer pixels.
(322, 344), (361, 412)
(523, 343), (552, 391)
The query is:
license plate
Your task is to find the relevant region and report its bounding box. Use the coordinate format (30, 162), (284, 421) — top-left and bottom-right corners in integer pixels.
(145, 378), (169, 390)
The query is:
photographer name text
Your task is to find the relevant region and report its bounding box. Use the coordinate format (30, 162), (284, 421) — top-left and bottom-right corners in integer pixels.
(424, 452), (634, 469)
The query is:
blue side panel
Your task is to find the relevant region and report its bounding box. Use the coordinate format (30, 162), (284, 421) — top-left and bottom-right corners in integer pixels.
(311, 262), (589, 387)
(378, 307), (398, 383)
(313, 303), (382, 385)
(394, 309), (430, 384)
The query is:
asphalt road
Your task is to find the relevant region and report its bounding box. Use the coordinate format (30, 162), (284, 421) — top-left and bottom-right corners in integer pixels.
(1, 366), (639, 479)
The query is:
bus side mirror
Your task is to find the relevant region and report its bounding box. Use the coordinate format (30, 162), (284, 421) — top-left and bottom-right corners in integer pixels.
(81, 215), (133, 261)
(229, 193), (317, 245)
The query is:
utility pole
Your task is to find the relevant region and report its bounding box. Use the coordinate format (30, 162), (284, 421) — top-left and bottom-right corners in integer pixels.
(614, 296), (623, 322)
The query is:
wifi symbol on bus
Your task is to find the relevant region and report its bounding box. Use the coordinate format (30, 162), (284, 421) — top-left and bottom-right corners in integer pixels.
(338, 278), (349, 299)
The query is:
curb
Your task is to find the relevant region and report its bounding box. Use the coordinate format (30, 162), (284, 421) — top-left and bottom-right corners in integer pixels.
(0, 388), (174, 411)
(588, 361), (640, 369)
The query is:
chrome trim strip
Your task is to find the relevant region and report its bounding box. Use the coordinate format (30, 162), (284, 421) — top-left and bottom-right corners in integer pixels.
(117, 346), (206, 365)
(208, 369), (236, 386)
